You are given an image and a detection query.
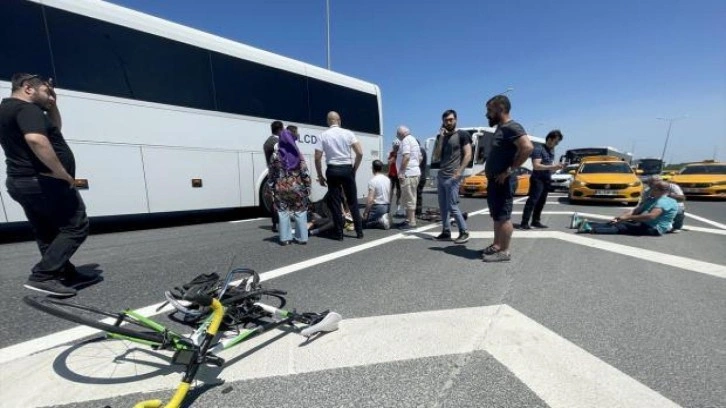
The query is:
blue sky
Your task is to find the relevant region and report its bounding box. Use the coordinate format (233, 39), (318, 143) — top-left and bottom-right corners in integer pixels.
(110, 0), (725, 164)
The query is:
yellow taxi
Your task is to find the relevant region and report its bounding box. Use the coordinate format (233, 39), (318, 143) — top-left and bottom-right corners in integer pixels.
(568, 156), (642, 204)
(459, 168), (531, 197)
(669, 161), (726, 198)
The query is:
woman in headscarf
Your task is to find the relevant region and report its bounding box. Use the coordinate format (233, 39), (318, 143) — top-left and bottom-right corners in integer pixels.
(267, 129), (311, 245)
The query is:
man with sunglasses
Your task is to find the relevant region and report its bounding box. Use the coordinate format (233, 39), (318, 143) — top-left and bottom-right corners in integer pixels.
(0, 73), (94, 297)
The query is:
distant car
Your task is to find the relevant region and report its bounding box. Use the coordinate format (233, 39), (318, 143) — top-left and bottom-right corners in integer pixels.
(460, 168), (531, 197)
(669, 161), (726, 198)
(568, 156), (643, 205)
(550, 164), (579, 191)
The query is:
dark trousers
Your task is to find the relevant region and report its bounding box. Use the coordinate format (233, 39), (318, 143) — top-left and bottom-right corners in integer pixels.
(6, 176), (89, 281)
(415, 175), (426, 215)
(521, 177), (549, 225)
(325, 165), (362, 237)
(590, 221), (660, 236)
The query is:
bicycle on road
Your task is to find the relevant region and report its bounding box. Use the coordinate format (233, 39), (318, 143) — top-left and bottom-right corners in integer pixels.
(24, 268), (342, 408)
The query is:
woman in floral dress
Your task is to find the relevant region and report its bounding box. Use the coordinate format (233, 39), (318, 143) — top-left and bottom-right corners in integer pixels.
(267, 129), (311, 245)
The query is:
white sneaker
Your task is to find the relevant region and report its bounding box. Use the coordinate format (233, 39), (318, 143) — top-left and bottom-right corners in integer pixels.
(380, 215), (391, 230)
(569, 212), (582, 229)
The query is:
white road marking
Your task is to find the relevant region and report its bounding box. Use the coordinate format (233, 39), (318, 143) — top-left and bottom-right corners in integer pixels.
(0, 305), (681, 408)
(681, 226), (726, 236)
(229, 217), (265, 224)
(513, 196), (528, 204)
(414, 231), (726, 279)
(685, 212), (726, 230)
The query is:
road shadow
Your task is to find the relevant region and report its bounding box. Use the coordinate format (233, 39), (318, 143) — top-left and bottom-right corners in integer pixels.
(429, 245), (481, 260)
(73, 263), (105, 291)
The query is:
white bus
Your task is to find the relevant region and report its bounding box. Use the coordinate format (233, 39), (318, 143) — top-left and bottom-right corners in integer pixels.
(0, 0), (383, 224)
(425, 126), (547, 179)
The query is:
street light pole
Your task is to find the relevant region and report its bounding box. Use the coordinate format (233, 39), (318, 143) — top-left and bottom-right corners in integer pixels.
(326, 0), (331, 70)
(657, 116), (686, 162)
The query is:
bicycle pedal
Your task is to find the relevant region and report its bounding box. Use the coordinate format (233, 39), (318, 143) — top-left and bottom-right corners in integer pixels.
(205, 354), (225, 367)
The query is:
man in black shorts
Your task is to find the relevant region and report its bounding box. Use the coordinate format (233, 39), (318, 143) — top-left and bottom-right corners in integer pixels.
(482, 95), (533, 262)
(0, 74), (94, 297)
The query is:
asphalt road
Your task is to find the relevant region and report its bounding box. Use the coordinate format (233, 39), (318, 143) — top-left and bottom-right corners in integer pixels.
(0, 192), (724, 408)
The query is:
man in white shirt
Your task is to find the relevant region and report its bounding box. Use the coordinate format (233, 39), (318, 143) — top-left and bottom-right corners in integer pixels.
(314, 111), (365, 240)
(363, 160), (391, 229)
(395, 126), (421, 229)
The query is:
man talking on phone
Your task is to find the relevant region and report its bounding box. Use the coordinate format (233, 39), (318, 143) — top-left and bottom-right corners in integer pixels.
(432, 109), (471, 244)
(481, 95), (533, 262)
(0, 73), (95, 297)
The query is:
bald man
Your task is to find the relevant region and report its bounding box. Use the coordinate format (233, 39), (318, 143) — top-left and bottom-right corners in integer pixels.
(314, 111), (365, 240)
(395, 125), (421, 229)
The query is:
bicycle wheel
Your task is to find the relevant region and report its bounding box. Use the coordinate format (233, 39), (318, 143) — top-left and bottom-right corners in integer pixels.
(54, 336), (175, 384)
(24, 296), (167, 344)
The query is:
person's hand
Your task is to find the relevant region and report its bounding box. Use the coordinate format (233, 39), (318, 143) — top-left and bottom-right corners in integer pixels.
(317, 176), (327, 187)
(555, 163), (564, 170)
(41, 171), (75, 188)
(439, 127), (447, 137)
(452, 169), (461, 179)
(495, 170), (510, 185)
(45, 78), (58, 108)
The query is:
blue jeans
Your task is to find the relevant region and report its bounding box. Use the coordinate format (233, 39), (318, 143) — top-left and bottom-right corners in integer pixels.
(590, 221), (661, 236)
(437, 174), (467, 232)
(278, 210), (308, 243)
(365, 204), (389, 228)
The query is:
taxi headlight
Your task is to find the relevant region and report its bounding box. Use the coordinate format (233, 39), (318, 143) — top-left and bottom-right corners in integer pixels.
(629, 180), (642, 187)
(572, 180), (586, 188)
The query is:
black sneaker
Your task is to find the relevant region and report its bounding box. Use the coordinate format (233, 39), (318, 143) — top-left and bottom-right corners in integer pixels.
(454, 231), (470, 244)
(435, 230), (452, 241)
(24, 279), (77, 297)
(531, 222), (549, 229)
(62, 271), (103, 288)
(517, 223), (532, 230)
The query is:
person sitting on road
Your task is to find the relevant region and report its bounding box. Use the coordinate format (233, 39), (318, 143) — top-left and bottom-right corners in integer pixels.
(308, 192), (335, 238)
(642, 176), (686, 232)
(574, 180), (678, 236)
(362, 160), (392, 229)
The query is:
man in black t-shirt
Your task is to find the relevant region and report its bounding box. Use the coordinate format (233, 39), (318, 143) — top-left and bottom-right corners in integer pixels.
(518, 130), (564, 230)
(481, 95), (534, 262)
(0, 73), (93, 297)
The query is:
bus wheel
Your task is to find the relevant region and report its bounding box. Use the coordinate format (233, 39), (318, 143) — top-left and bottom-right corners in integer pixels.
(259, 180), (274, 215)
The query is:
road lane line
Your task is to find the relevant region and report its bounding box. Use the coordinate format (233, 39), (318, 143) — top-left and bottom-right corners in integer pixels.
(681, 226), (726, 236)
(685, 212), (726, 230)
(0, 305), (681, 408)
(413, 230), (726, 279)
(229, 217), (265, 224)
(553, 232), (726, 279)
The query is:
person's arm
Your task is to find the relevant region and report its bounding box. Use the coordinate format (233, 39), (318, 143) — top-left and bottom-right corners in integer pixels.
(618, 207), (663, 222)
(495, 135), (533, 184)
(363, 187), (375, 218)
(351, 141), (363, 173)
(17, 105), (73, 186)
(25, 134), (74, 186)
(314, 149), (326, 186)
(399, 153), (410, 179)
(46, 86), (62, 131)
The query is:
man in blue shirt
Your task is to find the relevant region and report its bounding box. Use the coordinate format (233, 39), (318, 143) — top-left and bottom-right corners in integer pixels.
(518, 130), (564, 229)
(577, 180), (678, 235)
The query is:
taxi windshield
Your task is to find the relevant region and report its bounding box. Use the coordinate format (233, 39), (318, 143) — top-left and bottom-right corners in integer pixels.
(680, 165), (726, 175)
(579, 162), (632, 174)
